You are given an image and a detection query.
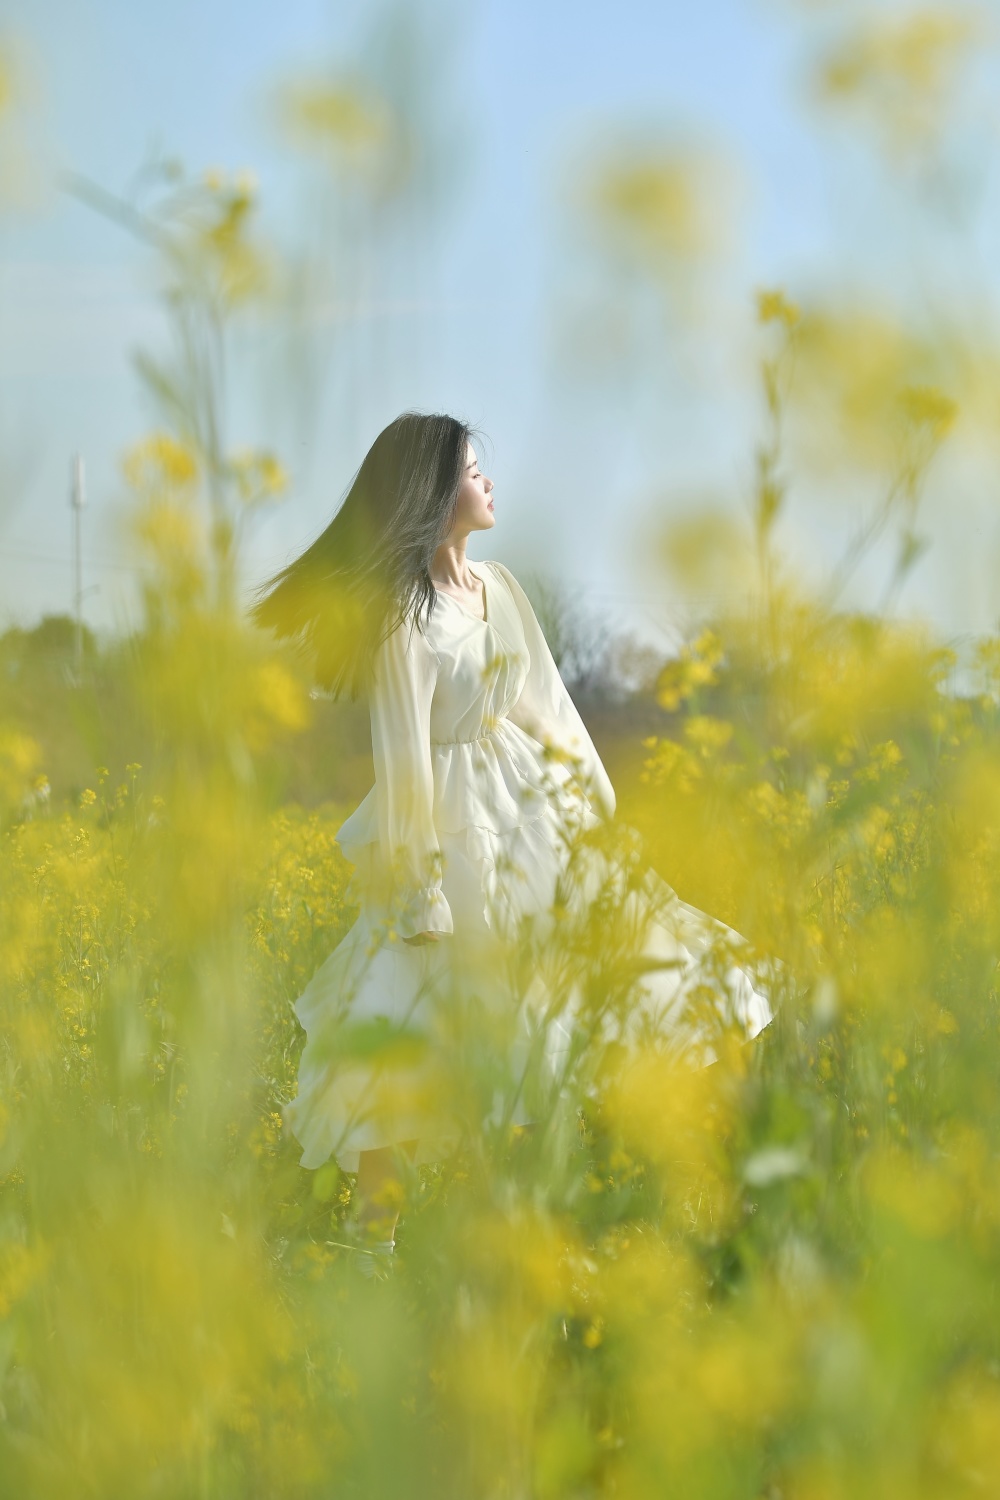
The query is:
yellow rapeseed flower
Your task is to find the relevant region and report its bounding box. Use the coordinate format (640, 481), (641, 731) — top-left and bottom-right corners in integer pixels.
(122, 432), (199, 492)
(756, 287), (800, 327)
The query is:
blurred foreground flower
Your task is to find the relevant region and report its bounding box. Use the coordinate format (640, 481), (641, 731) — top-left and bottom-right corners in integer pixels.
(814, 5), (983, 159)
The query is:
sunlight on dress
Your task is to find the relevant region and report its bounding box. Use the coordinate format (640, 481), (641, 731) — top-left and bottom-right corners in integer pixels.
(282, 561), (774, 1173)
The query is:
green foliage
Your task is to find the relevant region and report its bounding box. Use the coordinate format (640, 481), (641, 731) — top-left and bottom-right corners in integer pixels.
(3, 446), (1000, 1496)
(4, 11), (1000, 1486)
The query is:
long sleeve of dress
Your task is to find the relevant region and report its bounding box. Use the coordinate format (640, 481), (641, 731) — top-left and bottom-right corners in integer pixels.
(490, 561), (617, 821)
(370, 616), (455, 939)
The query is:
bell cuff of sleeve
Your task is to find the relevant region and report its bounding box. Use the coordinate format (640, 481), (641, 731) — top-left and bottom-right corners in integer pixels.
(397, 884), (455, 940)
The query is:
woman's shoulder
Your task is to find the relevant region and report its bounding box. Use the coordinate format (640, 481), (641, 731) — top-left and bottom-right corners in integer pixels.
(480, 559), (519, 594)
(482, 560), (535, 616)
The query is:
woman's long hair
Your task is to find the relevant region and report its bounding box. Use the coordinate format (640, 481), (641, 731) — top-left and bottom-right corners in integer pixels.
(248, 411), (478, 698)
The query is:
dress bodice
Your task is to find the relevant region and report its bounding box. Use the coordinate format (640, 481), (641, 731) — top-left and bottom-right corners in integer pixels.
(334, 560), (616, 940)
(424, 572), (529, 746)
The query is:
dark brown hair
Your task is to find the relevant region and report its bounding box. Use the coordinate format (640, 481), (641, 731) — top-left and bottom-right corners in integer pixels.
(248, 410), (479, 697)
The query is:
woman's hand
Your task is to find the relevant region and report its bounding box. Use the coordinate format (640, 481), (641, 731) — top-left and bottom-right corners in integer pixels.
(402, 931), (441, 946)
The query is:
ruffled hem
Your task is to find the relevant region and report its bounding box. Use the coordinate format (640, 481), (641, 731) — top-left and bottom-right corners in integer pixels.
(282, 857), (775, 1175)
(285, 722), (775, 1174)
(280, 896), (566, 1174)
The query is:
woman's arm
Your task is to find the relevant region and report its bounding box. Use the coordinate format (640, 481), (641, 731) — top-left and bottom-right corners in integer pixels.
(370, 615), (454, 940)
(490, 561), (616, 821)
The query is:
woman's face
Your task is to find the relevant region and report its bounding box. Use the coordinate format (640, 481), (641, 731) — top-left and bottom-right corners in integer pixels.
(451, 439), (495, 534)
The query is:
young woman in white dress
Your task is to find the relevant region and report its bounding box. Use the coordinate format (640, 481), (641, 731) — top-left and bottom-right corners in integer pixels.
(251, 412), (772, 1271)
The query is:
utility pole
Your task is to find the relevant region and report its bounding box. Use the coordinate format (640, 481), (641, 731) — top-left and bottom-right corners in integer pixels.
(71, 452), (85, 679)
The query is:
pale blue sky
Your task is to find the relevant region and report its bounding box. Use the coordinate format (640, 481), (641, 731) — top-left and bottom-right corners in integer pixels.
(1, 0), (996, 650)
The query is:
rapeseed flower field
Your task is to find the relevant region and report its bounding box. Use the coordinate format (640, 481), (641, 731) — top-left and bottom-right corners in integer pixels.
(4, 312), (1000, 1494)
(4, 8), (1000, 1494)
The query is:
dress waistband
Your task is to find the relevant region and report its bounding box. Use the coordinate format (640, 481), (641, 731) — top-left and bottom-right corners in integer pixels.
(430, 719), (507, 746)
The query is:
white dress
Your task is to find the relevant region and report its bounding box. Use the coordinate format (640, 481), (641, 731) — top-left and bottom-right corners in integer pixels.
(283, 560), (773, 1173)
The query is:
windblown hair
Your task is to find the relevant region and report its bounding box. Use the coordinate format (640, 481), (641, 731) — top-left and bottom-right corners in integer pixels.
(248, 411), (477, 698)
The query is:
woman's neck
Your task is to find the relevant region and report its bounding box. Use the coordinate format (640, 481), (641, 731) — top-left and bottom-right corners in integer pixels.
(430, 538), (478, 589)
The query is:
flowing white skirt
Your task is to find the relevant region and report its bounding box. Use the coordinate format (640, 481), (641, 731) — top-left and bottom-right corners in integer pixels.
(283, 759), (774, 1174)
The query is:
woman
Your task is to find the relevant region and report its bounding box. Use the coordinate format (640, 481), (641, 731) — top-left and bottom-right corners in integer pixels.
(251, 411), (772, 1273)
